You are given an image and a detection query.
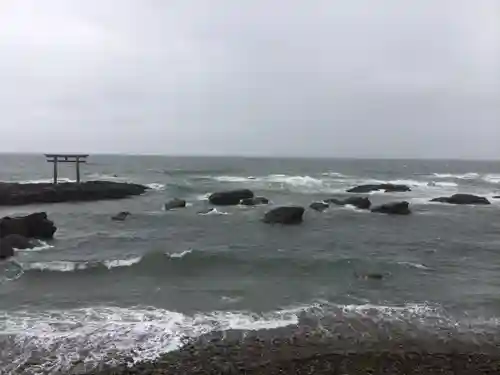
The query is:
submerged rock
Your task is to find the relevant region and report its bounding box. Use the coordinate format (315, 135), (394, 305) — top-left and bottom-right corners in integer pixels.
(209, 189), (254, 206)
(371, 201), (411, 215)
(325, 196), (371, 210)
(309, 202), (329, 212)
(240, 196), (269, 206)
(0, 212), (57, 239)
(111, 212), (130, 221)
(347, 184), (411, 193)
(165, 198), (187, 210)
(431, 194), (490, 205)
(263, 206), (305, 225)
(0, 181), (148, 206)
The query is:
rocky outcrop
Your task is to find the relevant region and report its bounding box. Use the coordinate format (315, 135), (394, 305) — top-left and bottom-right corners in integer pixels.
(309, 202), (329, 212)
(0, 239), (14, 259)
(240, 197), (269, 206)
(325, 197), (371, 210)
(209, 189), (254, 206)
(263, 206), (305, 225)
(347, 184), (411, 193)
(111, 212), (130, 221)
(371, 201), (411, 215)
(1, 234), (34, 249)
(0, 212), (57, 239)
(165, 198), (187, 210)
(0, 181), (148, 206)
(430, 194), (490, 205)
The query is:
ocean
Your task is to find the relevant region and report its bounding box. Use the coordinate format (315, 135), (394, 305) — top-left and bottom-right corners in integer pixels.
(1, 154), (500, 374)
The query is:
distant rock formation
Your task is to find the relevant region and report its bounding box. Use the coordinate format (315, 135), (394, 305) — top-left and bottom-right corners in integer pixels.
(371, 201), (411, 215)
(325, 197), (371, 210)
(165, 198), (187, 210)
(431, 194), (490, 205)
(263, 206), (305, 225)
(209, 189), (254, 206)
(0, 181), (148, 206)
(347, 184), (411, 193)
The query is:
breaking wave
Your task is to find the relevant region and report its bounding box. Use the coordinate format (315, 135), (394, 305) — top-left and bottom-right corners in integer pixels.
(13, 252), (432, 279)
(1, 301), (499, 374)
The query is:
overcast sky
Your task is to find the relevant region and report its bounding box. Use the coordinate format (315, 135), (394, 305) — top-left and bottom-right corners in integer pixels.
(0, 1), (499, 158)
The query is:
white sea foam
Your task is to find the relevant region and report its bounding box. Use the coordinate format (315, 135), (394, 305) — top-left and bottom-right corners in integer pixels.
(0, 306), (301, 373)
(432, 173), (479, 180)
(16, 240), (54, 252)
(484, 174), (500, 184)
(22, 257), (142, 272)
(397, 261), (431, 270)
(16, 177), (75, 184)
(198, 208), (230, 216)
(146, 183), (166, 191)
(1, 301), (494, 374)
(167, 249), (193, 258)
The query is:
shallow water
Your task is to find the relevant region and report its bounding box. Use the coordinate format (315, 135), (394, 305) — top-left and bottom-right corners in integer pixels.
(1, 154), (500, 374)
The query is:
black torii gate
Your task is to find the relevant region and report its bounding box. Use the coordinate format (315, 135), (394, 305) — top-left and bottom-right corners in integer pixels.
(44, 154), (89, 184)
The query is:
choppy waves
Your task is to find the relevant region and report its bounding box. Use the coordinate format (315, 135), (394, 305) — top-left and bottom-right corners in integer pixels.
(203, 171), (499, 196)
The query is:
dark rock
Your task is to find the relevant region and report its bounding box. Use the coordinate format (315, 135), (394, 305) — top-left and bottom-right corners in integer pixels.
(0, 212), (57, 239)
(430, 194), (490, 205)
(356, 272), (385, 280)
(0, 181), (148, 206)
(111, 212), (130, 221)
(240, 197), (269, 206)
(309, 202), (329, 212)
(263, 206), (305, 225)
(165, 198), (187, 210)
(0, 240), (14, 259)
(325, 197), (371, 210)
(371, 201), (411, 215)
(494, 196), (500, 199)
(347, 183), (411, 193)
(209, 189), (254, 206)
(1, 234), (34, 249)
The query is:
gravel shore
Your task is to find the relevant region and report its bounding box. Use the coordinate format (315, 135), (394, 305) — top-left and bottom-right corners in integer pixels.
(86, 324), (500, 375)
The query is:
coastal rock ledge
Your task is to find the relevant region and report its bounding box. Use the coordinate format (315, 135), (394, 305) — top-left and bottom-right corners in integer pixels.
(0, 181), (148, 206)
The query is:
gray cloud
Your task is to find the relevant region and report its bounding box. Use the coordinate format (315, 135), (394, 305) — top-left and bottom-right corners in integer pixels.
(1, 0), (499, 158)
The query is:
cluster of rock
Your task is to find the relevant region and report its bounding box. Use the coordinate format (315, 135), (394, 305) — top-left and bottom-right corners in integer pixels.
(0, 181), (148, 206)
(142, 183), (496, 226)
(0, 212), (57, 259)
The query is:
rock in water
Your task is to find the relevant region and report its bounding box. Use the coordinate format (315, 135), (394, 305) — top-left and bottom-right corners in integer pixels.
(209, 189), (254, 206)
(371, 201), (411, 215)
(263, 206), (305, 224)
(240, 196), (269, 206)
(0, 181), (148, 206)
(309, 202), (329, 212)
(347, 184), (411, 193)
(0, 212), (57, 239)
(111, 212), (131, 221)
(0, 240), (14, 259)
(1, 234), (34, 249)
(165, 198), (187, 210)
(431, 194), (491, 205)
(325, 197), (371, 210)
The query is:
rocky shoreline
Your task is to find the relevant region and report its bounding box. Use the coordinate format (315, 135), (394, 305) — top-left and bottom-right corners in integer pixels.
(0, 180), (148, 206)
(86, 325), (500, 375)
